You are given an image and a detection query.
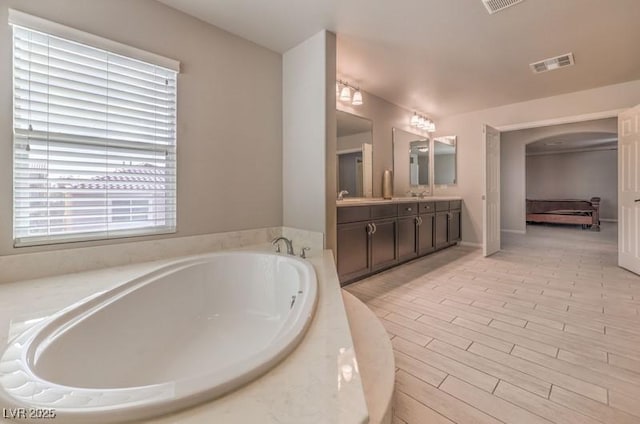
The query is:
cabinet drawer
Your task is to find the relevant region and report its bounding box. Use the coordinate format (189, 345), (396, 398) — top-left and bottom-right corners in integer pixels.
(337, 206), (370, 224)
(371, 204), (397, 219)
(419, 202), (435, 213)
(435, 201), (450, 212)
(398, 203), (418, 216)
(450, 200), (462, 210)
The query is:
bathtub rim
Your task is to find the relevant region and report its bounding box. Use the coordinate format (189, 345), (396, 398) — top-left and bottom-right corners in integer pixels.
(0, 250), (318, 423)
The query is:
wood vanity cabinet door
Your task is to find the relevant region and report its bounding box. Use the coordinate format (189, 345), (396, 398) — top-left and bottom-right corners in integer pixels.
(418, 213), (435, 255)
(397, 216), (418, 262)
(449, 209), (461, 243)
(434, 211), (449, 250)
(337, 222), (371, 284)
(370, 218), (398, 272)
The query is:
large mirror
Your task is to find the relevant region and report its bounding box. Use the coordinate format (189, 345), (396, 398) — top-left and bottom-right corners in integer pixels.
(336, 111), (373, 198)
(393, 128), (431, 196)
(434, 136), (457, 185)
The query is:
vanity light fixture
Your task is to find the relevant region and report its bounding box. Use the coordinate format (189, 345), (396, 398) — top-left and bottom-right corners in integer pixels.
(336, 79), (364, 106)
(411, 111), (436, 133)
(351, 89), (363, 106)
(339, 85), (351, 102)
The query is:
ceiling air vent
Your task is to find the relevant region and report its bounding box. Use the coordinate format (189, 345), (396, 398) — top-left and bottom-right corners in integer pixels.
(482, 0), (525, 14)
(530, 53), (575, 74)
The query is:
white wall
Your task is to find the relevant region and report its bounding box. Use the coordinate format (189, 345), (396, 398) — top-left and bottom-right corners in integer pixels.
(500, 118), (618, 232)
(0, 0), (283, 257)
(526, 150), (618, 220)
(436, 79), (640, 245)
(282, 30), (336, 250)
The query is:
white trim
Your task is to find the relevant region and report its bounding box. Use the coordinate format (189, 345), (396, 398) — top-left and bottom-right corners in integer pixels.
(495, 109), (623, 132)
(600, 218), (618, 223)
(337, 148), (362, 155)
(8, 9), (180, 72)
(501, 229), (526, 234)
(460, 241), (482, 248)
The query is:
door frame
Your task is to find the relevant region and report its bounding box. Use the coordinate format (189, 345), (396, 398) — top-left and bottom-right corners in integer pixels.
(483, 108), (623, 243)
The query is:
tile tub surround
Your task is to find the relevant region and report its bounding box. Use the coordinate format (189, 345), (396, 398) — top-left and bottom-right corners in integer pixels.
(0, 227), (324, 285)
(0, 248), (369, 424)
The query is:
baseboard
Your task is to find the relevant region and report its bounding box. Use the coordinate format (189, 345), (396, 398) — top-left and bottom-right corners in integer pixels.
(600, 219), (618, 223)
(460, 241), (482, 248)
(501, 229), (526, 234)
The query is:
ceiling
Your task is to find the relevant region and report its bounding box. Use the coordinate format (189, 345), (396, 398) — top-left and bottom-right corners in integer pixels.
(158, 0), (640, 117)
(526, 132), (618, 155)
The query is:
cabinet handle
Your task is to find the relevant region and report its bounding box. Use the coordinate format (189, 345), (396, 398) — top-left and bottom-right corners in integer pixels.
(407, 207), (412, 211)
(415, 216), (421, 226)
(371, 222), (377, 234)
(366, 223), (373, 235)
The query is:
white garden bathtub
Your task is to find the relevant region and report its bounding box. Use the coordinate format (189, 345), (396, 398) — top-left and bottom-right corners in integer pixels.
(0, 251), (317, 423)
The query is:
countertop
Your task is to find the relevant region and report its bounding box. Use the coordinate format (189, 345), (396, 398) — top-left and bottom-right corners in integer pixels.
(0, 247), (369, 424)
(336, 196), (462, 207)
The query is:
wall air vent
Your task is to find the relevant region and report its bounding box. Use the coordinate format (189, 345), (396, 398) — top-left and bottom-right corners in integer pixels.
(530, 53), (575, 74)
(482, 0), (525, 14)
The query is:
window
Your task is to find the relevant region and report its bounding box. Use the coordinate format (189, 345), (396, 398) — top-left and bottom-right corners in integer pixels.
(10, 11), (179, 247)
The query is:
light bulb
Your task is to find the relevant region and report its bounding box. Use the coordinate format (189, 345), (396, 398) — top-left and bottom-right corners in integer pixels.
(418, 116), (426, 129)
(410, 113), (420, 127)
(352, 89), (363, 105)
(339, 86), (351, 102)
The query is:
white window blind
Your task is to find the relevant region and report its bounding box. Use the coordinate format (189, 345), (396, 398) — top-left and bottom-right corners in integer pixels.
(12, 24), (178, 247)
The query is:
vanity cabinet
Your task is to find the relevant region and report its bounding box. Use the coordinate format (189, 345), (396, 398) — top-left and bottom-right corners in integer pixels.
(337, 199), (463, 285)
(370, 218), (399, 271)
(397, 203), (418, 262)
(337, 205), (399, 283)
(435, 201), (462, 249)
(336, 221), (372, 282)
(416, 201), (435, 255)
(435, 201), (450, 250)
(449, 202), (462, 243)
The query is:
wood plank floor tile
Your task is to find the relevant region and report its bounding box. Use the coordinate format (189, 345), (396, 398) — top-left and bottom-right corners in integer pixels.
(609, 390), (640, 419)
(396, 370), (503, 424)
(416, 314), (515, 353)
(348, 224), (640, 424)
(427, 339), (551, 398)
(608, 353), (640, 374)
(394, 390), (455, 424)
(439, 376), (553, 424)
(493, 380), (602, 424)
(469, 343), (608, 403)
(380, 318), (433, 347)
(393, 336), (499, 392)
(550, 385), (639, 424)
(393, 349), (448, 387)
(386, 313), (473, 350)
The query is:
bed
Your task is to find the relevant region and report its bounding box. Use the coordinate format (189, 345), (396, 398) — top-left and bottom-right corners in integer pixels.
(526, 197), (600, 231)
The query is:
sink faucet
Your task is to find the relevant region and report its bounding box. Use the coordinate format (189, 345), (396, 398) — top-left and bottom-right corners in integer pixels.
(272, 236), (294, 255)
(337, 190), (349, 200)
(406, 190), (429, 199)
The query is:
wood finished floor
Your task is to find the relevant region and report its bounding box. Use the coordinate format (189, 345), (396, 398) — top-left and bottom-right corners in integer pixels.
(345, 223), (640, 424)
